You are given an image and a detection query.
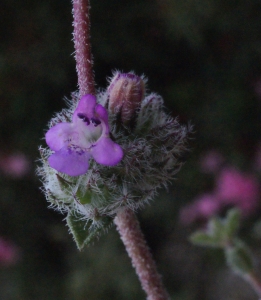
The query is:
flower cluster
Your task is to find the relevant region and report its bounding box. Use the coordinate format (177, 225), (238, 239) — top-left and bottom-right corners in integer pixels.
(38, 72), (190, 244)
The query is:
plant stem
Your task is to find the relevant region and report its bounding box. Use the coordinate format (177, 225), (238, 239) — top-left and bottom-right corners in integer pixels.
(114, 208), (170, 300)
(72, 0), (95, 97)
(245, 272), (261, 298)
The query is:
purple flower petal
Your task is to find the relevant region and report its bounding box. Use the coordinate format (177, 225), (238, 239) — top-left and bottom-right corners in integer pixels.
(92, 137), (123, 166)
(95, 104), (109, 135)
(46, 94), (124, 176)
(95, 104), (108, 123)
(73, 94), (97, 122)
(45, 123), (75, 151)
(48, 146), (90, 176)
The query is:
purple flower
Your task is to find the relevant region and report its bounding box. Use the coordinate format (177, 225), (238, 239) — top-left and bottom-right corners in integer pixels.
(45, 94), (123, 176)
(179, 193), (220, 225)
(216, 167), (259, 216)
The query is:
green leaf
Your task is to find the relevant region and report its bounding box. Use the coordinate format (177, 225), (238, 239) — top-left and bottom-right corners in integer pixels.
(190, 231), (223, 248)
(209, 217), (227, 243)
(66, 212), (112, 250)
(76, 188), (92, 204)
(56, 174), (72, 189)
(224, 208), (241, 240)
(47, 190), (58, 205)
(225, 241), (253, 275)
(190, 209), (242, 250)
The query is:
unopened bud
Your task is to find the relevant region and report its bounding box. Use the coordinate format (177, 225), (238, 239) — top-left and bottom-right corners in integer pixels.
(107, 72), (146, 124)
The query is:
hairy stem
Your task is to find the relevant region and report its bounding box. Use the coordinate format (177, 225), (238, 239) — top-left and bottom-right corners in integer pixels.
(72, 0), (95, 97)
(114, 208), (170, 300)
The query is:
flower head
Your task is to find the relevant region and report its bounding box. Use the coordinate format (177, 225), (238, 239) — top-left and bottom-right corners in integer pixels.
(38, 73), (190, 247)
(45, 94), (123, 176)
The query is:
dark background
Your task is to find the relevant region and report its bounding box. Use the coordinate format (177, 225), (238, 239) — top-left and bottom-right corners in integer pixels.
(1, 0), (261, 299)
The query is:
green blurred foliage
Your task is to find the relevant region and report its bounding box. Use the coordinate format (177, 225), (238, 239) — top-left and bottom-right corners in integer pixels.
(1, 0), (261, 299)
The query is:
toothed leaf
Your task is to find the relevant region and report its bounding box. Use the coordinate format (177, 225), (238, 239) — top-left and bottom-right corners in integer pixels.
(66, 212), (112, 250)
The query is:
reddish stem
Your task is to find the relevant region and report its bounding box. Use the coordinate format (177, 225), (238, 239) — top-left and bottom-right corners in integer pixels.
(245, 272), (261, 298)
(72, 0), (95, 97)
(114, 208), (170, 300)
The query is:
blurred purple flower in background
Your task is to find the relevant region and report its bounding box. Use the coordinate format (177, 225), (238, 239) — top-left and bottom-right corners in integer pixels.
(0, 238), (19, 266)
(180, 164), (260, 225)
(180, 193), (220, 225)
(216, 167), (260, 216)
(0, 153), (30, 178)
(199, 150), (224, 174)
(46, 94), (123, 176)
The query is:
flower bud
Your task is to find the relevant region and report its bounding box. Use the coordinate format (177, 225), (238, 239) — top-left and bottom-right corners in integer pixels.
(107, 72), (146, 124)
